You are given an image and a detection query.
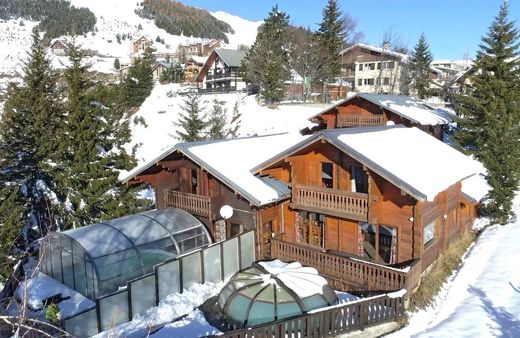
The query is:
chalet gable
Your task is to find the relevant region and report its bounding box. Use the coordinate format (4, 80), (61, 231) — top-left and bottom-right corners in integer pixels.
(122, 133), (307, 206)
(253, 125), (481, 202)
(341, 43), (408, 64)
(196, 48), (246, 82)
(310, 93), (452, 127)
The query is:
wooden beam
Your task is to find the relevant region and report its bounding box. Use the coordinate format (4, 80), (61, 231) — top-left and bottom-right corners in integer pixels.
(158, 159), (199, 171)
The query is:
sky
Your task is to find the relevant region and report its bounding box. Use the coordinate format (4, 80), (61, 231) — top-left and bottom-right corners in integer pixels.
(183, 0), (520, 60)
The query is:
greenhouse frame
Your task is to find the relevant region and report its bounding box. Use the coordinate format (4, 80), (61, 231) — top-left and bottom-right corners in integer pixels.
(40, 208), (212, 299)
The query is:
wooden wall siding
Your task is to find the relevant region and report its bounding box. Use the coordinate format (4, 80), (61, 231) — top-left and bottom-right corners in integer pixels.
(337, 114), (385, 128)
(154, 171), (179, 208)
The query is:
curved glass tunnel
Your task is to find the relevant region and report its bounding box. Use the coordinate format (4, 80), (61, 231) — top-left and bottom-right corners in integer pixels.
(40, 208), (212, 299)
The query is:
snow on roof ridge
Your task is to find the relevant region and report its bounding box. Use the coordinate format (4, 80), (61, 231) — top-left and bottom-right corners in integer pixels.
(341, 42), (408, 60)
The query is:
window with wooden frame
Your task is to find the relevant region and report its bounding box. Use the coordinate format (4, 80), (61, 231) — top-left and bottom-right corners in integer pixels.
(423, 221), (435, 247)
(321, 162), (334, 188)
(349, 165), (368, 193)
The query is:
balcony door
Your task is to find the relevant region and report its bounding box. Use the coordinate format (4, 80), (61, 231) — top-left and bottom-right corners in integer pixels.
(296, 211), (325, 248)
(349, 165), (368, 193)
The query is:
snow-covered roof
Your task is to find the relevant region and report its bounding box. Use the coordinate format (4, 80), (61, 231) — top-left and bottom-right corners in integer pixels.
(253, 125), (481, 202)
(188, 55), (207, 64)
(310, 93), (452, 126)
(214, 48), (247, 67)
(340, 43), (408, 61)
(123, 133), (309, 206)
(461, 173), (490, 203)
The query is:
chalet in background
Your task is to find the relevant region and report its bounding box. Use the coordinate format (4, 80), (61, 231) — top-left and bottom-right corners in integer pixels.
(196, 48), (247, 93)
(185, 55), (207, 82)
(341, 43), (408, 95)
(152, 61), (173, 81)
(309, 93), (452, 139)
(132, 35), (154, 59)
(49, 38), (70, 56)
(177, 38), (224, 58)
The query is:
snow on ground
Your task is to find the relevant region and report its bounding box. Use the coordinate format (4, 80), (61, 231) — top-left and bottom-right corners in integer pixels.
(126, 83), (326, 168)
(13, 272), (94, 318)
(389, 193), (520, 337)
(93, 281), (224, 338)
(151, 309), (221, 338)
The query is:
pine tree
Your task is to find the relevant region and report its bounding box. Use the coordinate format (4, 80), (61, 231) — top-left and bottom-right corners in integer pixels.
(409, 33), (433, 99)
(206, 99), (227, 140)
(242, 5), (290, 103)
(453, 1), (520, 224)
(175, 92), (206, 142)
(0, 30), (64, 278)
(228, 100), (242, 138)
(114, 58), (120, 70)
(121, 48), (155, 109)
(57, 41), (149, 228)
(316, 0), (345, 102)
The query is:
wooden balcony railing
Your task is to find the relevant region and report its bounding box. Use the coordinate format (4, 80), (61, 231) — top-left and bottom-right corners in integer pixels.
(337, 114), (385, 128)
(164, 190), (211, 218)
(292, 184), (369, 222)
(271, 238), (421, 293)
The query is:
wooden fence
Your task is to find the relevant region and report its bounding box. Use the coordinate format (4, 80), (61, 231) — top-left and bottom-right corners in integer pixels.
(271, 239), (421, 293)
(219, 292), (406, 338)
(164, 190), (211, 218)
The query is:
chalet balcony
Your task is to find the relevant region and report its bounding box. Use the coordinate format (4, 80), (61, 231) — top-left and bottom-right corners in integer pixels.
(164, 190), (211, 218)
(291, 184), (368, 222)
(337, 114), (385, 128)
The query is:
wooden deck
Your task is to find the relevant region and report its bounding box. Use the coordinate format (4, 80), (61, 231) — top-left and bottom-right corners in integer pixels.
(164, 189), (211, 218)
(336, 114), (385, 128)
(271, 238), (421, 293)
(291, 184), (369, 221)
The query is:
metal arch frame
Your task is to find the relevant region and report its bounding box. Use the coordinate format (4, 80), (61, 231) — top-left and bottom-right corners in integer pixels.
(48, 232), (102, 299)
(139, 214), (181, 255)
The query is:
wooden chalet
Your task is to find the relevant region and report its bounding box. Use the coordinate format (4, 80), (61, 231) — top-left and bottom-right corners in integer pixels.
(185, 55), (207, 82)
(132, 36), (153, 59)
(49, 38), (70, 56)
(123, 133), (306, 246)
(196, 48), (247, 93)
(251, 125), (486, 291)
(309, 93), (452, 140)
(178, 39), (224, 58)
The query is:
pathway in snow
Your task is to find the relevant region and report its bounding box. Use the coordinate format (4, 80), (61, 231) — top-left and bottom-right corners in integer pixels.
(390, 195), (520, 337)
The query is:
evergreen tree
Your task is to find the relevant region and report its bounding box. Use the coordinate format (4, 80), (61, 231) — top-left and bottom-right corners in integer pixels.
(453, 1), (520, 224)
(0, 30), (64, 278)
(242, 5), (290, 103)
(57, 41), (149, 228)
(114, 58), (120, 70)
(409, 33), (433, 99)
(121, 48), (155, 109)
(206, 99), (227, 140)
(175, 92), (206, 142)
(228, 101), (242, 138)
(316, 0), (346, 99)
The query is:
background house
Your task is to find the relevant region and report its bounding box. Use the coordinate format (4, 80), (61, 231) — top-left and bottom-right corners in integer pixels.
(49, 38), (70, 56)
(341, 43), (408, 95)
(132, 35), (154, 59)
(185, 55), (207, 82)
(196, 48), (247, 93)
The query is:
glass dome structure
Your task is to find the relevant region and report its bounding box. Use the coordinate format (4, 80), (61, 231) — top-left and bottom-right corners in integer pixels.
(218, 260), (337, 328)
(40, 208), (212, 299)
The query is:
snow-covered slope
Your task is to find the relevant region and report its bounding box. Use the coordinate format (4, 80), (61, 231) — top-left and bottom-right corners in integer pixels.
(126, 83), (326, 168)
(211, 11), (262, 49)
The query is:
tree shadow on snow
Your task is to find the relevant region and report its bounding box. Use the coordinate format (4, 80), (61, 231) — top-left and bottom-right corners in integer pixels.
(468, 285), (520, 338)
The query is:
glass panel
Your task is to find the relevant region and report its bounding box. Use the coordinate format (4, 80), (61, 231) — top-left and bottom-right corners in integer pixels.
(351, 165), (368, 193)
(99, 290), (129, 331)
(203, 245), (221, 283)
(73, 255), (87, 297)
(302, 294), (327, 311)
(226, 294), (249, 326)
(157, 260), (180, 300)
(64, 308), (98, 338)
(247, 302), (275, 326)
(424, 222), (435, 246)
(379, 225), (397, 264)
(321, 163), (334, 188)
(361, 223), (377, 260)
(85, 262), (96, 299)
(239, 232), (255, 269)
(130, 274), (156, 316)
(222, 237), (239, 280)
(182, 252), (202, 290)
(61, 250), (74, 289)
(51, 246), (62, 283)
(277, 302), (302, 320)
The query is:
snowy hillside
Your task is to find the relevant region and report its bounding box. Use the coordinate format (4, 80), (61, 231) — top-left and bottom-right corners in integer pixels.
(126, 83), (326, 169)
(0, 0), (261, 95)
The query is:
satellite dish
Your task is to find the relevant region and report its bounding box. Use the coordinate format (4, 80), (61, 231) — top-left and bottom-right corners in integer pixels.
(220, 205), (233, 220)
(386, 120), (395, 126)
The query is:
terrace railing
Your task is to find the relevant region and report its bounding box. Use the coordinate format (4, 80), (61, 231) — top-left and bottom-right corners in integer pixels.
(292, 184), (369, 222)
(164, 190), (211, 218)
(271, 238), (421, 293)
(337, 114), (385, 128)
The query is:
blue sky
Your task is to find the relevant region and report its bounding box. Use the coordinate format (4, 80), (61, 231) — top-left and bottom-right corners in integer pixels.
(183, 0), (520, 60)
